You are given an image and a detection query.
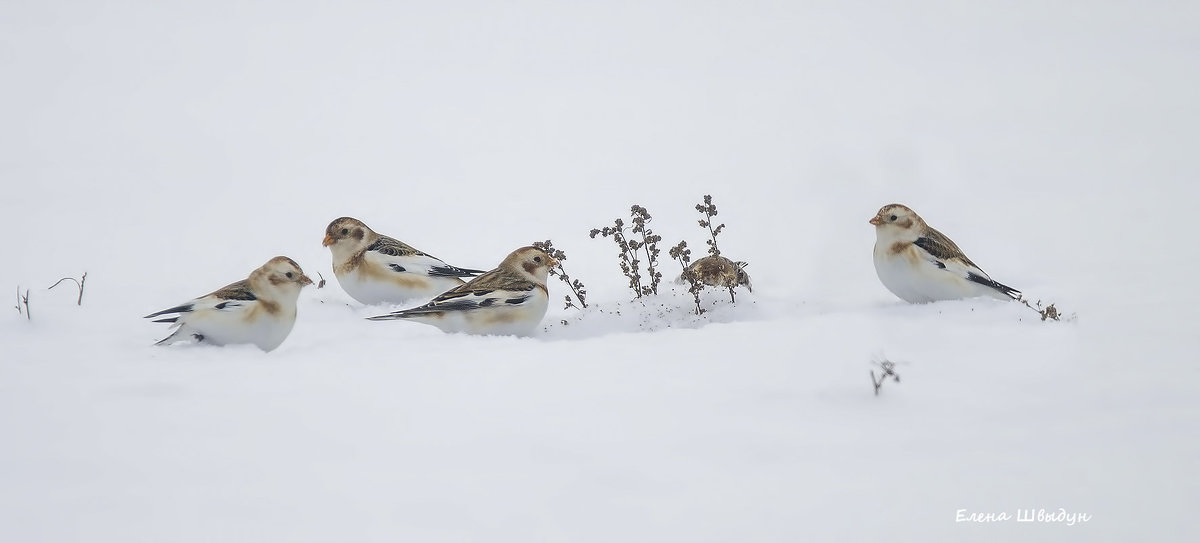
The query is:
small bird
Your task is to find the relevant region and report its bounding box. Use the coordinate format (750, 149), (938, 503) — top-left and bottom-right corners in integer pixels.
(870, 203), (1020, 303)
(678, 255), (752, 296)
(323, 217), (487, 305)
(367, 246), (556, 336)
(144, 256), (314, 351)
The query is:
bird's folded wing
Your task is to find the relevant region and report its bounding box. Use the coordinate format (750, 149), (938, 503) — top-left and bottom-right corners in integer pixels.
(366, 235), (423, 256)
(365, 236), (485, 277)
(363, 250), (486, 278)
(915, 231), (1020, 299)
(145, 280), (256, 321)
(206, 280), (257, 302)
(368, 270), (536, 320)
(913, 229), (986, 277)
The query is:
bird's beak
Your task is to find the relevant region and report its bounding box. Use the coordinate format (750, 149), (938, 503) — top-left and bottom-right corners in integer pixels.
(868, 216), (882, 226)
(299, 274), (314, 286)
(546, 257), (559, 268)
(322, 234), (335, 246)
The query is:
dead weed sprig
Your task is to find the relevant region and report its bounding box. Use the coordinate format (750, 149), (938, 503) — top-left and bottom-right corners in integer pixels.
(1017, 296), (1075, 322)
(590, 205), (663, 299)
(671, 195), (750, 312)
(533, 239), (588, 309)
(696, 194), (724, 256)
(629, 205), (663, 296)
(47, 272), (87, 306)
(670, 240), (704, 315)
(871, 358), (901, 396)
(15, 286), (31, 320)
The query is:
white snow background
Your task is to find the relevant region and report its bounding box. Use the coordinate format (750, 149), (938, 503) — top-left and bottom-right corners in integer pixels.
(2, 1), (1198, 541)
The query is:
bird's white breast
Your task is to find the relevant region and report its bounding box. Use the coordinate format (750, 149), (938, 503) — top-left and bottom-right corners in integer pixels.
(179, 304), (297, 351)
(334, 266), (462, 306)
(873, 243), (988, 303)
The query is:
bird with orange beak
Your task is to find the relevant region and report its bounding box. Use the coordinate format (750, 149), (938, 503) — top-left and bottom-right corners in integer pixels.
(869, 204), (1020, 303)
(144, 256), (314, 351)
(322, 217), (486, 305)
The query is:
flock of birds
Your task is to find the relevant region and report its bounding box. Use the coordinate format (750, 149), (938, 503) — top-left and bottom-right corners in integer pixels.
(144, 204), (1023, 351)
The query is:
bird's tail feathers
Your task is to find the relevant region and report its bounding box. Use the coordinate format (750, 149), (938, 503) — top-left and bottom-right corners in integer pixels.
(154, 328), (184, 346)
(428, 265), (487, 278)
(967, 272), (1021, 300)
(366, 312), (416, 321)
(144, 303), (194, 319)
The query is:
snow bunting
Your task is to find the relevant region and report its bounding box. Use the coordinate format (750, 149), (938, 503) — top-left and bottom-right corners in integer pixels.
(367, 246), (556, 336)
(144, 256), (313, 351)
(870, 203), (1020, 303)
(679, 255), (752, 293)
(323, 217), (486, 305)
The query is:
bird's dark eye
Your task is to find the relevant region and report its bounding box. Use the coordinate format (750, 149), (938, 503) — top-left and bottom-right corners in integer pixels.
(533, 256), (542, 263)
(340, 228), (349, 235)
(286, 272), (294, 278)
(889, 215), (897, 221)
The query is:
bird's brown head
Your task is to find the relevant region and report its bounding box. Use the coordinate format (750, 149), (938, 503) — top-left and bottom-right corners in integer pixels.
(323, 217), (371, 248)
(259, 256), (314, 288)
(501, 246), (558, 282)
(869, 203), (921, 231)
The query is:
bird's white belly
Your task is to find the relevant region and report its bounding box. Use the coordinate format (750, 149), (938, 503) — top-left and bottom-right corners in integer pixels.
(873, 247), (983, 303)
(182, 309), (296, 351)
(412, 289), (549, 336)
(336, 268), (461, 306)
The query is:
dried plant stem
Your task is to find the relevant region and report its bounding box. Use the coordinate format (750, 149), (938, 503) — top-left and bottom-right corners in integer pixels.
(560, 275), (588, 309)
(533, 240), (588, 309)
(629, 205), (662, 296)
(696, 194), (725, 257)
(1016, 295), (1073, 322)
(16, 287), (31, 320)
(618, 230), (643, 295)
(592, 216), (647, 298)
(47, 272), (87, 306)
(871, 359), (901, 396)
(670, 240), (704, 315)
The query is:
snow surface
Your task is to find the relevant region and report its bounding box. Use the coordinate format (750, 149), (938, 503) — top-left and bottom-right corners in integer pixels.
(3, 1), (1198, 541)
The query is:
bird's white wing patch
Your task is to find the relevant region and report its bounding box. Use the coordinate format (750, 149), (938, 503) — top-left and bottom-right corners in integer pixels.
(188, 294), (252, 314)
(363, 251), (453, 277)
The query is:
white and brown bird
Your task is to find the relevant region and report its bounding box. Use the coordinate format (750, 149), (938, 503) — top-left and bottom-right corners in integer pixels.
(367, 246), (556, 336)
(322, 217), (486, 305)
(144, 256), (313, 351)
(870, 203), (1020, 303)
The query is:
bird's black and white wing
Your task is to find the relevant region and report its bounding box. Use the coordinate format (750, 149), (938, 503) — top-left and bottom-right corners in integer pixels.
(913, 228), (1020, 299)
(364, 235), (487, 279)
(367, 268), (537, 320)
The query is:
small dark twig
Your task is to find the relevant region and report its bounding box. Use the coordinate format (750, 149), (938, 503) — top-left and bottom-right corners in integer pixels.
(316, 271), (327, 289)
(532, 240), (588, 309)
(18, 287), (31, 320)
(48, 272), (87, 306)
(1016, 296), (1073, 322)
(871, 359), (901, 396)
(591, 217), (645, 298)
(629, 206), (662, 296)
(670, 240), (704, 315)
(695, 195), (725, 257)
